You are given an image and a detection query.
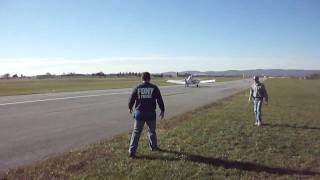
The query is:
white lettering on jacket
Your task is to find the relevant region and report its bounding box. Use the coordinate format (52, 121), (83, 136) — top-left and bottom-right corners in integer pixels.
(138, 88), (154, 99)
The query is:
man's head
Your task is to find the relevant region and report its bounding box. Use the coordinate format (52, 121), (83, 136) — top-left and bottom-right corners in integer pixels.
(253, 76), (259, 82)
(141, 72), (151, 82)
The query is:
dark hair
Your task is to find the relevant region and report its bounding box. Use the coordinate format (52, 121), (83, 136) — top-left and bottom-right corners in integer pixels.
(142, 72), (151, 81)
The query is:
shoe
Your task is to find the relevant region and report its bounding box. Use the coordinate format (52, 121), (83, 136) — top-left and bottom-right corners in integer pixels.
(151, 147), (161, 151)
(257, 121), (261, 126)
(129, 152), (136, 158)
(255, 122), (258, 125)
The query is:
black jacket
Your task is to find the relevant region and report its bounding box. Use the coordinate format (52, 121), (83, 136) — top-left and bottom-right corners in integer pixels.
(128, 82), (165, 112)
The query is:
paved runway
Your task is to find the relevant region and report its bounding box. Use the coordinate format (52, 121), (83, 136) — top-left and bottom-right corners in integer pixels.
(0, 79), (252, 171)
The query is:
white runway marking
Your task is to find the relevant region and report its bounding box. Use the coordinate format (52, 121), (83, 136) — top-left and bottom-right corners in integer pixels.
(0, 92), (130, 106)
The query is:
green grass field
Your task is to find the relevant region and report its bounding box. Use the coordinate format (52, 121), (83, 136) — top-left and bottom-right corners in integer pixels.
(0, 78), (164, 96)
(0, 77), (242, 96)
(2, 78), (319, 179)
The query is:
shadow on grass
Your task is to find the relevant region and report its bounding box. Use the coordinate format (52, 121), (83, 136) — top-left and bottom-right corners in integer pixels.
(137, 149), (319, 176)
(263, 123), (320, 130)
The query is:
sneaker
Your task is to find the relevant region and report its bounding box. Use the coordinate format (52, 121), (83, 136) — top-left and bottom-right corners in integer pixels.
(257, 121), (261, 126)
(255, 122), (258, 125)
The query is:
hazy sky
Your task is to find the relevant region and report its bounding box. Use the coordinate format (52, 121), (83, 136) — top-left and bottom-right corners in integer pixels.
(0, 0), (319, 75)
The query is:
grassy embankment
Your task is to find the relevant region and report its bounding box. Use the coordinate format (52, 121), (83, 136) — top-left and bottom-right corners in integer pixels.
(3, 78), (319, 179)
(0, 77), (241, 96)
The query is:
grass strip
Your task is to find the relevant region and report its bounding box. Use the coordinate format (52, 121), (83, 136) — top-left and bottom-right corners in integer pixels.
(0, 77), (242, 96)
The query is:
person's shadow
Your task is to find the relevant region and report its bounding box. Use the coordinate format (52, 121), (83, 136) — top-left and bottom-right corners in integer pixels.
(263, 123), (320, 130)
(137, 149), (319, 176)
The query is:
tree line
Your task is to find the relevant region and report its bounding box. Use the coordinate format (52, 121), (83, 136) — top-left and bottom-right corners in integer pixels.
(0, 72), (165, 79)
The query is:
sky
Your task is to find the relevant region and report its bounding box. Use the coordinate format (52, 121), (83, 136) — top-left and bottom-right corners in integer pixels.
(0, 0), (319, 75)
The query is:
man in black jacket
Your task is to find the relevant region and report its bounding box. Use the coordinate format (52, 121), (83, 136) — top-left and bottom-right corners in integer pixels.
(128, 72), (165, 157)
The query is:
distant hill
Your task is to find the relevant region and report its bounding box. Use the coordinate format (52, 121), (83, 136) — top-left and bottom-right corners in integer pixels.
(162, 69), (320, 77)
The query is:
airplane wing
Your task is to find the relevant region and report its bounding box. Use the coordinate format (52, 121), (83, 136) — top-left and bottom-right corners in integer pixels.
(166, 80), (186, 85)
(199, 79), (216, 84)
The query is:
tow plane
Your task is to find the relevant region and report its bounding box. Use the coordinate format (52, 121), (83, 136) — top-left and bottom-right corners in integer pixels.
(167, 75), (216, 87)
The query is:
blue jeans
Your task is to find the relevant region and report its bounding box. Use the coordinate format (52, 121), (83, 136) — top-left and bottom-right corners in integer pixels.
(253, 99), (263, 123)
(129, 111), (157, 154)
